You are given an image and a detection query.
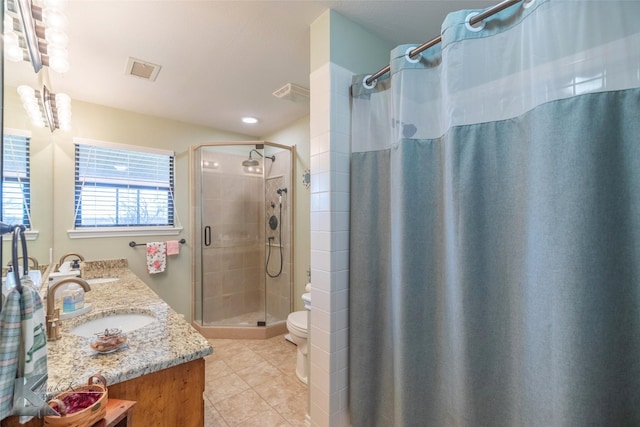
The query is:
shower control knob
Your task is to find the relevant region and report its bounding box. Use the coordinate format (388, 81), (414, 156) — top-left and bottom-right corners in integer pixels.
(269, 215), (278, 230)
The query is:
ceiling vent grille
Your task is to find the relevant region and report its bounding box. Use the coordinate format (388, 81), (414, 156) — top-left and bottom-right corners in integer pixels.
(125, 57), (162, 81)
(272, 83), (309, 103)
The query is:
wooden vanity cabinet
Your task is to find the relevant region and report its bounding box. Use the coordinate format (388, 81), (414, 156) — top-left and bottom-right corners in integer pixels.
(1, 358), (205, 427)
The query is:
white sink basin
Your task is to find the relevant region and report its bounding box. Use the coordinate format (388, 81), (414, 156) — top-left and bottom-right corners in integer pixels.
(70, 312), (156, 337)
(86, 277), (119, 285)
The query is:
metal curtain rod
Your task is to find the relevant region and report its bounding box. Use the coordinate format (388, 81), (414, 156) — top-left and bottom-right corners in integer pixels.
(365, 0), (523, 85)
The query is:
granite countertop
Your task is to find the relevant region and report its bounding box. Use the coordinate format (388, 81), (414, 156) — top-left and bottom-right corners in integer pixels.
(45, 266), (212, 391)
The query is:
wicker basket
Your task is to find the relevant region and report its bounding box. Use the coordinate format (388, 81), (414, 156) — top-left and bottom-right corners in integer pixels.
(44, 374), (108, 427)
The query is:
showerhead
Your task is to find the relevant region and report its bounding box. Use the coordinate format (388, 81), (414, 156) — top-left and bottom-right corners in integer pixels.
(242, 149), (275, 167)
(242, 157), (260, 167)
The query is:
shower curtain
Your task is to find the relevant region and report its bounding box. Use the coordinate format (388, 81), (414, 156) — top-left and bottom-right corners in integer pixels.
(349, 1), (640, 426)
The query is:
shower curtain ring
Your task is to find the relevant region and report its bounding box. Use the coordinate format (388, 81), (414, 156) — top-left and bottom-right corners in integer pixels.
(363, 74), (377, 90)
(465, 12), (486, 32)
(405, 46), (421, 64)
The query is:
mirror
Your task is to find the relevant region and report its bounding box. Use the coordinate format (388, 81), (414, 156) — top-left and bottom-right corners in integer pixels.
(2, 90), (55, 270)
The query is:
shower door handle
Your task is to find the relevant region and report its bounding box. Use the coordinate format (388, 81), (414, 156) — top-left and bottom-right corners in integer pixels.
(204, 226), (211, 246)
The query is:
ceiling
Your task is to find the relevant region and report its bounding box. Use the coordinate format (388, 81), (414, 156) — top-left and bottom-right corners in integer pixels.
(4, 0), (498, 137)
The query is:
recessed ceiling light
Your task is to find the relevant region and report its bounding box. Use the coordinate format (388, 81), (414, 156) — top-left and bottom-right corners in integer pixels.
(242, 116), (259, 124)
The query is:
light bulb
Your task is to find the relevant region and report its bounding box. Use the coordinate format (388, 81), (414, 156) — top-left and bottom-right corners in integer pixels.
(17, 85), (35, 98)
(4, 33), (23, 61)
(43, 0), (68, 11)
(6, 44), (24, 62)
(55, 92), (71, 105)
(45, 28), (69, 47)
(43, 8), (68, 29)
(49, 56), (70, 73)
(24, 103), (41, 116)
(4, 15), (14, 33)
(47, 44), (68, 59)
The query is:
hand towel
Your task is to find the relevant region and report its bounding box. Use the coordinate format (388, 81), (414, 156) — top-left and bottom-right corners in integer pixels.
(0, 290), (21, 421)
(17, 279), (48, 423)
(166, 240), (180, 256)
(146, 242), (167, 274)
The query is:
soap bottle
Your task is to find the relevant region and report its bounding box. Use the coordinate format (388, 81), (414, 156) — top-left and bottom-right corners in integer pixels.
(62, 283), (85, 312)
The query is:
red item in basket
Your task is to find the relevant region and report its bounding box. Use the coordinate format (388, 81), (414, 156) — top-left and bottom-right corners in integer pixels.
(61, 391), (103, 414)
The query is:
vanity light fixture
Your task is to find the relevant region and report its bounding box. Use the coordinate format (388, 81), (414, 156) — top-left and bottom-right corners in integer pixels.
(17, 84), (72, 131)
(4, 0), (70, 73)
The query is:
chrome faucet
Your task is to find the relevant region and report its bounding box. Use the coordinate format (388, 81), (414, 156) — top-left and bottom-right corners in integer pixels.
(46, 277), (91, 341)
(56, 253), (85, 272)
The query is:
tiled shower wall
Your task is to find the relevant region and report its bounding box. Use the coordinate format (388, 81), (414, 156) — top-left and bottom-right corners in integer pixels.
(264, 149), (293, 323)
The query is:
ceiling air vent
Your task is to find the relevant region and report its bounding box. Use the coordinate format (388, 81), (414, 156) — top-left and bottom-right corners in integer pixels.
(125, 57), (162, 81)
(272, 83), (309, 103)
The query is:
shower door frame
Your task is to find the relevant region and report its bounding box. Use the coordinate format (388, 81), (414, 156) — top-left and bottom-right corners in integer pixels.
(189, 141), (295, 336)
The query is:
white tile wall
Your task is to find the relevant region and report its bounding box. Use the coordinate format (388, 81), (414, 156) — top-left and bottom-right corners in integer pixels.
(309, 62), (354, 427)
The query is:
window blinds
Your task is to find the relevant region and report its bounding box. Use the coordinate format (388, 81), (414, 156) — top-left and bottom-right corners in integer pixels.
(74, 142), (175, 227)
(2, 134), (31, 228)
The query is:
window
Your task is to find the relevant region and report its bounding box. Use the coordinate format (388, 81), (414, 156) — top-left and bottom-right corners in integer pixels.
(74, 140), (175, 228)
(2, 132), (31, 228)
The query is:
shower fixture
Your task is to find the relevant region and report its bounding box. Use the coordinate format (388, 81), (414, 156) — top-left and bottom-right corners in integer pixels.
(242, 149), (275, 167)
(267, 186), (287, 278)
(276, 187), (287, 205)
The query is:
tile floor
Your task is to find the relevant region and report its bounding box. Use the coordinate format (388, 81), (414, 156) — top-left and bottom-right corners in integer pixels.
(204, 334), (308, 427)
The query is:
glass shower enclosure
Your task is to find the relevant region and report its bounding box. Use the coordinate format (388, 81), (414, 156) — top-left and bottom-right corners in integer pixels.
(191, 142), (294, 338)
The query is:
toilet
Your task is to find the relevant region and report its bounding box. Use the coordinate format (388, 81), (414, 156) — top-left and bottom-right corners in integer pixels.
(286, 310), (308, 384)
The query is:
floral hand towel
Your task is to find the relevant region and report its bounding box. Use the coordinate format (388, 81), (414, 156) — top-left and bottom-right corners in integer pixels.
(146, 242), (166, 274)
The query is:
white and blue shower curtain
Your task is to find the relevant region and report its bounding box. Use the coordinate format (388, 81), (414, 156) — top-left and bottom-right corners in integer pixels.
(349, 1), (640, 426)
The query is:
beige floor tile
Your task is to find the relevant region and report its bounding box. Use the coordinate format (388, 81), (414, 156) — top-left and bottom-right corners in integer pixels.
(244, 336), (288, 352)
(225, 348), (268, 372)
(214, 389), (274, 426)
(279, 365), (303, 385)
(235, 409), (291, 427)
(254, 344), (294, 362)
(204, 334), (308, 426)
(208, 339), (249, 360)
(266, 349), (298, 373)
(205, 358), (235, 382)
(205, 372), (251, 404)
(273, 394), (308, 426)
(235, 360), (284, 388)
(205, 398), (230, 427)
(252, 375), (307, 407)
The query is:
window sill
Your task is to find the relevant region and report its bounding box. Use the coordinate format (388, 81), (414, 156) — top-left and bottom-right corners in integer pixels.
(67, 226), (183, 239)
(1, 229), (39, 241)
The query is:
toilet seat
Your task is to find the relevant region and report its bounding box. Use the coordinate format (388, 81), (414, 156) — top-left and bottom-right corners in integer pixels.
(287, 311), (307, 338)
